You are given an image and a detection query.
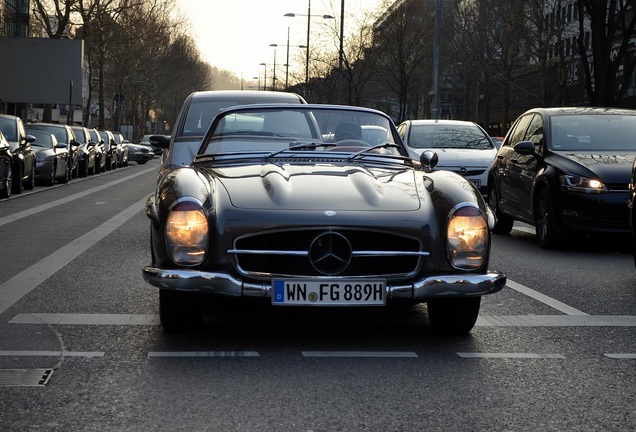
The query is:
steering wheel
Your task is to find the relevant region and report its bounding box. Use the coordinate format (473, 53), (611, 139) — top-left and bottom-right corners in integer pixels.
(334, 139), (371, 147)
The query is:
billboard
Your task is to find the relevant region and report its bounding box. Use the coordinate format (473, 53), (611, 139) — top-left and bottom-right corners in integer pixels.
(0, 37), (84, 105)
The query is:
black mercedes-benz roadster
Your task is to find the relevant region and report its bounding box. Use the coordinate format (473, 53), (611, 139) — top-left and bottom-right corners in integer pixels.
(143, 104), (506, 333)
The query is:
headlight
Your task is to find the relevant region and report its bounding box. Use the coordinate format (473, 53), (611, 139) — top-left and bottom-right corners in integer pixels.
(447, 204), (488, 270)
(166, 200), (208, 265)
(559, 174), (607, 193)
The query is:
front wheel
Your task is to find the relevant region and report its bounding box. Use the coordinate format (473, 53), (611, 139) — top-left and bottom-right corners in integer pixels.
(0, 164), (11, 198)
(159, 290), (203, 332)
(11, 164), (22, 194)
(23, 162), (35, 190)
(535, 188), (560, 249)
(487, 183), (514, 234)
(427, 297), (481, 334)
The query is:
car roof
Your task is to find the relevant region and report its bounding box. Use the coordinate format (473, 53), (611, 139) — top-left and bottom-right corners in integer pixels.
(404, 119), (479, 126)
(524, 107), (636, 116)
(189, 90), (306, 103)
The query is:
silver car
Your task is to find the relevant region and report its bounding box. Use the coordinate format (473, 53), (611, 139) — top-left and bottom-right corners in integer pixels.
(27, 129), (71, 186)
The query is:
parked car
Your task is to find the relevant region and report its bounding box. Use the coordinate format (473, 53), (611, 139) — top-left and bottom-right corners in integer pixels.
(489, 107), (636, 249)
(149, 90), (307, 183)
(397, 119), (497, 196)
(88, 128), (106, 174)
(143, 104), (506, 333)
(26, 129), (71, 185)
(0, 114), (36, 193)
(97, 129), (118, 170)
(127, 142), (154, 164)
(140, 134), (162, 155)
(71, 126), (97, 176)
(111, 131), (129, 167)
(27, 123), (79, 178)
(0, 131), (13, 198)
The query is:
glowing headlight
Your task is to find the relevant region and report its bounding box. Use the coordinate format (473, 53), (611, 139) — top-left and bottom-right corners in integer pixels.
(559, 174), (607, 193)
(447, 205), (488, 270)
(166, 200), (208, 265)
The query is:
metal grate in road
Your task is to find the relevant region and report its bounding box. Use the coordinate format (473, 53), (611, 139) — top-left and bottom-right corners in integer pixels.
(0, 369), (53, 387)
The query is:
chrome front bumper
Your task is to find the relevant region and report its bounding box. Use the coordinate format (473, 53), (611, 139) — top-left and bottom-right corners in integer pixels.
(142, 267), (507, 300)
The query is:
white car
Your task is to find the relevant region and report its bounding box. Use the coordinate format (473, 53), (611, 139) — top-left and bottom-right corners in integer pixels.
(397, 119), (497, 196)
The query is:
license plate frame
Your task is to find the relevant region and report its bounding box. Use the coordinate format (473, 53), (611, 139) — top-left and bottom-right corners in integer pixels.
(272, 279), (386, 306)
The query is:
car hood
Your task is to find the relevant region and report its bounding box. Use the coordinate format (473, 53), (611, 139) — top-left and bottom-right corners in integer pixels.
(551, 152), (636, 183)
(205, 163), (422, 211)
(411, 147), (496, 166)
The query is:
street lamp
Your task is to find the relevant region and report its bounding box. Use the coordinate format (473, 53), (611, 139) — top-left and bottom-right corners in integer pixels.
(271, 36), (307, 89)
(259, 62), (267, 91)
(268, 44), (277, 90)
(284, 0), (335, 88)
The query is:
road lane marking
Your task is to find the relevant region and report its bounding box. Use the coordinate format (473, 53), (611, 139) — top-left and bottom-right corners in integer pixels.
(506, 279), (589, 315)
(604, 354), (636, 359)
(457, 353), (565, 359)
(476, 315), (635, 326)
(148, 352), (260, 358)
(0, 198), (148, 316)
(9, 313), (636, 327)
(0, 351), (104, 357)
(301, 351), (417, 358)
(0, 166), (155, 227)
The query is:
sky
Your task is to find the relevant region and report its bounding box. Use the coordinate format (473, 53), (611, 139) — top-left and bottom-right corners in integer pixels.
(176, 0), (385, 82)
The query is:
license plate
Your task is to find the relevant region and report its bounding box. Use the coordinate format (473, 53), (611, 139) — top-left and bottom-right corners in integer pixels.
(272, 279), (386, 306)
(470, 179), (481, 187)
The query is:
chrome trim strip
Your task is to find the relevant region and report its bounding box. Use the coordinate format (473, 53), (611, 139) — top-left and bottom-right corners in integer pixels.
(228, 249), (429, 257)
(142, 267), (506, 299)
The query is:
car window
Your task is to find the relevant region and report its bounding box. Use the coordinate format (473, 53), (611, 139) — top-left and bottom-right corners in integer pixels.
(524, 114), (544, 155)
(406, 124), (492, 149)
(550, 114), (636, 151)
(506, 114), (533, 147)
(0, 118), (17, 141)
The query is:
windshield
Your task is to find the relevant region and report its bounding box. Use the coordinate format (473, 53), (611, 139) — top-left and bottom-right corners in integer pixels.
(27, 130), (54, 148)
(28, 124), (70, 144)
(181, 96), (301, 137)
(407, 123), (493, 150)
(198, 106), (404, 157)
(551, 114), (636, 151)
(0, 118), (17, 141)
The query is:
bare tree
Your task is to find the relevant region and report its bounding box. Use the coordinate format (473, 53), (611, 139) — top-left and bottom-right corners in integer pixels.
(577, 0), (636, 106)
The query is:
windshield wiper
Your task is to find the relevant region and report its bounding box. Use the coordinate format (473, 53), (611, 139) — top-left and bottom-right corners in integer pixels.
(266, 140), (336, 158)
(346, 143), (403, 161)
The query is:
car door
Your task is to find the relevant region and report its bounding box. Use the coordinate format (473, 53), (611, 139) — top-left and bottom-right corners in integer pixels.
(496, 114), (533, 217)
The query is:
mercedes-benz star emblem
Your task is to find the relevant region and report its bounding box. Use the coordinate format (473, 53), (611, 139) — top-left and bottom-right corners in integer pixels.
(308, 232), (352, 275)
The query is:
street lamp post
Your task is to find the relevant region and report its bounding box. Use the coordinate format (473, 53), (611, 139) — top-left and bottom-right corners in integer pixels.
(284, 1), (335, 90)
(268, 45), (277, 90)
(259, 62), (267, 91)
(270, 39), (307, 90)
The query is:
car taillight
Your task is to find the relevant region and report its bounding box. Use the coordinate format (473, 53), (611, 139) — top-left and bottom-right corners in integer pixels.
(166, 200), (208, 265)
(447, 205), (488, 270)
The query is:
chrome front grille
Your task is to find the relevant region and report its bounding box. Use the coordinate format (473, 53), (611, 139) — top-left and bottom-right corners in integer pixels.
(231, 228), (426, 278)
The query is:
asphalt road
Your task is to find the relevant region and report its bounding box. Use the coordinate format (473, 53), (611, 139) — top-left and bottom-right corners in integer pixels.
(0, 158), (634, 431)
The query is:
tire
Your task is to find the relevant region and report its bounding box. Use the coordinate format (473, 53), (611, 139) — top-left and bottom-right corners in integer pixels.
(137, 160), (147, 165)
(23, 161), (35, 190)
(79, 160), (88, 177)
(11, 164), (22, 194)
(159, 290), (203, 332)
(427, 297), (481, 334)
(0, 164), (11, 198)
(59, 161), (70, 184)
(535, 188), (560, 249)
(46, 163), (56, 186)
(487, 183), (514, 234)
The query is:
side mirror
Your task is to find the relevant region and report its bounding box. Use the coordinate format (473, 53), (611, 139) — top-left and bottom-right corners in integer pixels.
(514, 141), (538, 157)
(25, 134), (36, 145)
(149, 134), (170, 149)
(419, 149), (439, 173)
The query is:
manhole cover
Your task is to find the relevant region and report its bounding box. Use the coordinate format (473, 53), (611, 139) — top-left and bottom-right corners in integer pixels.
(0, 369), (53, 387)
